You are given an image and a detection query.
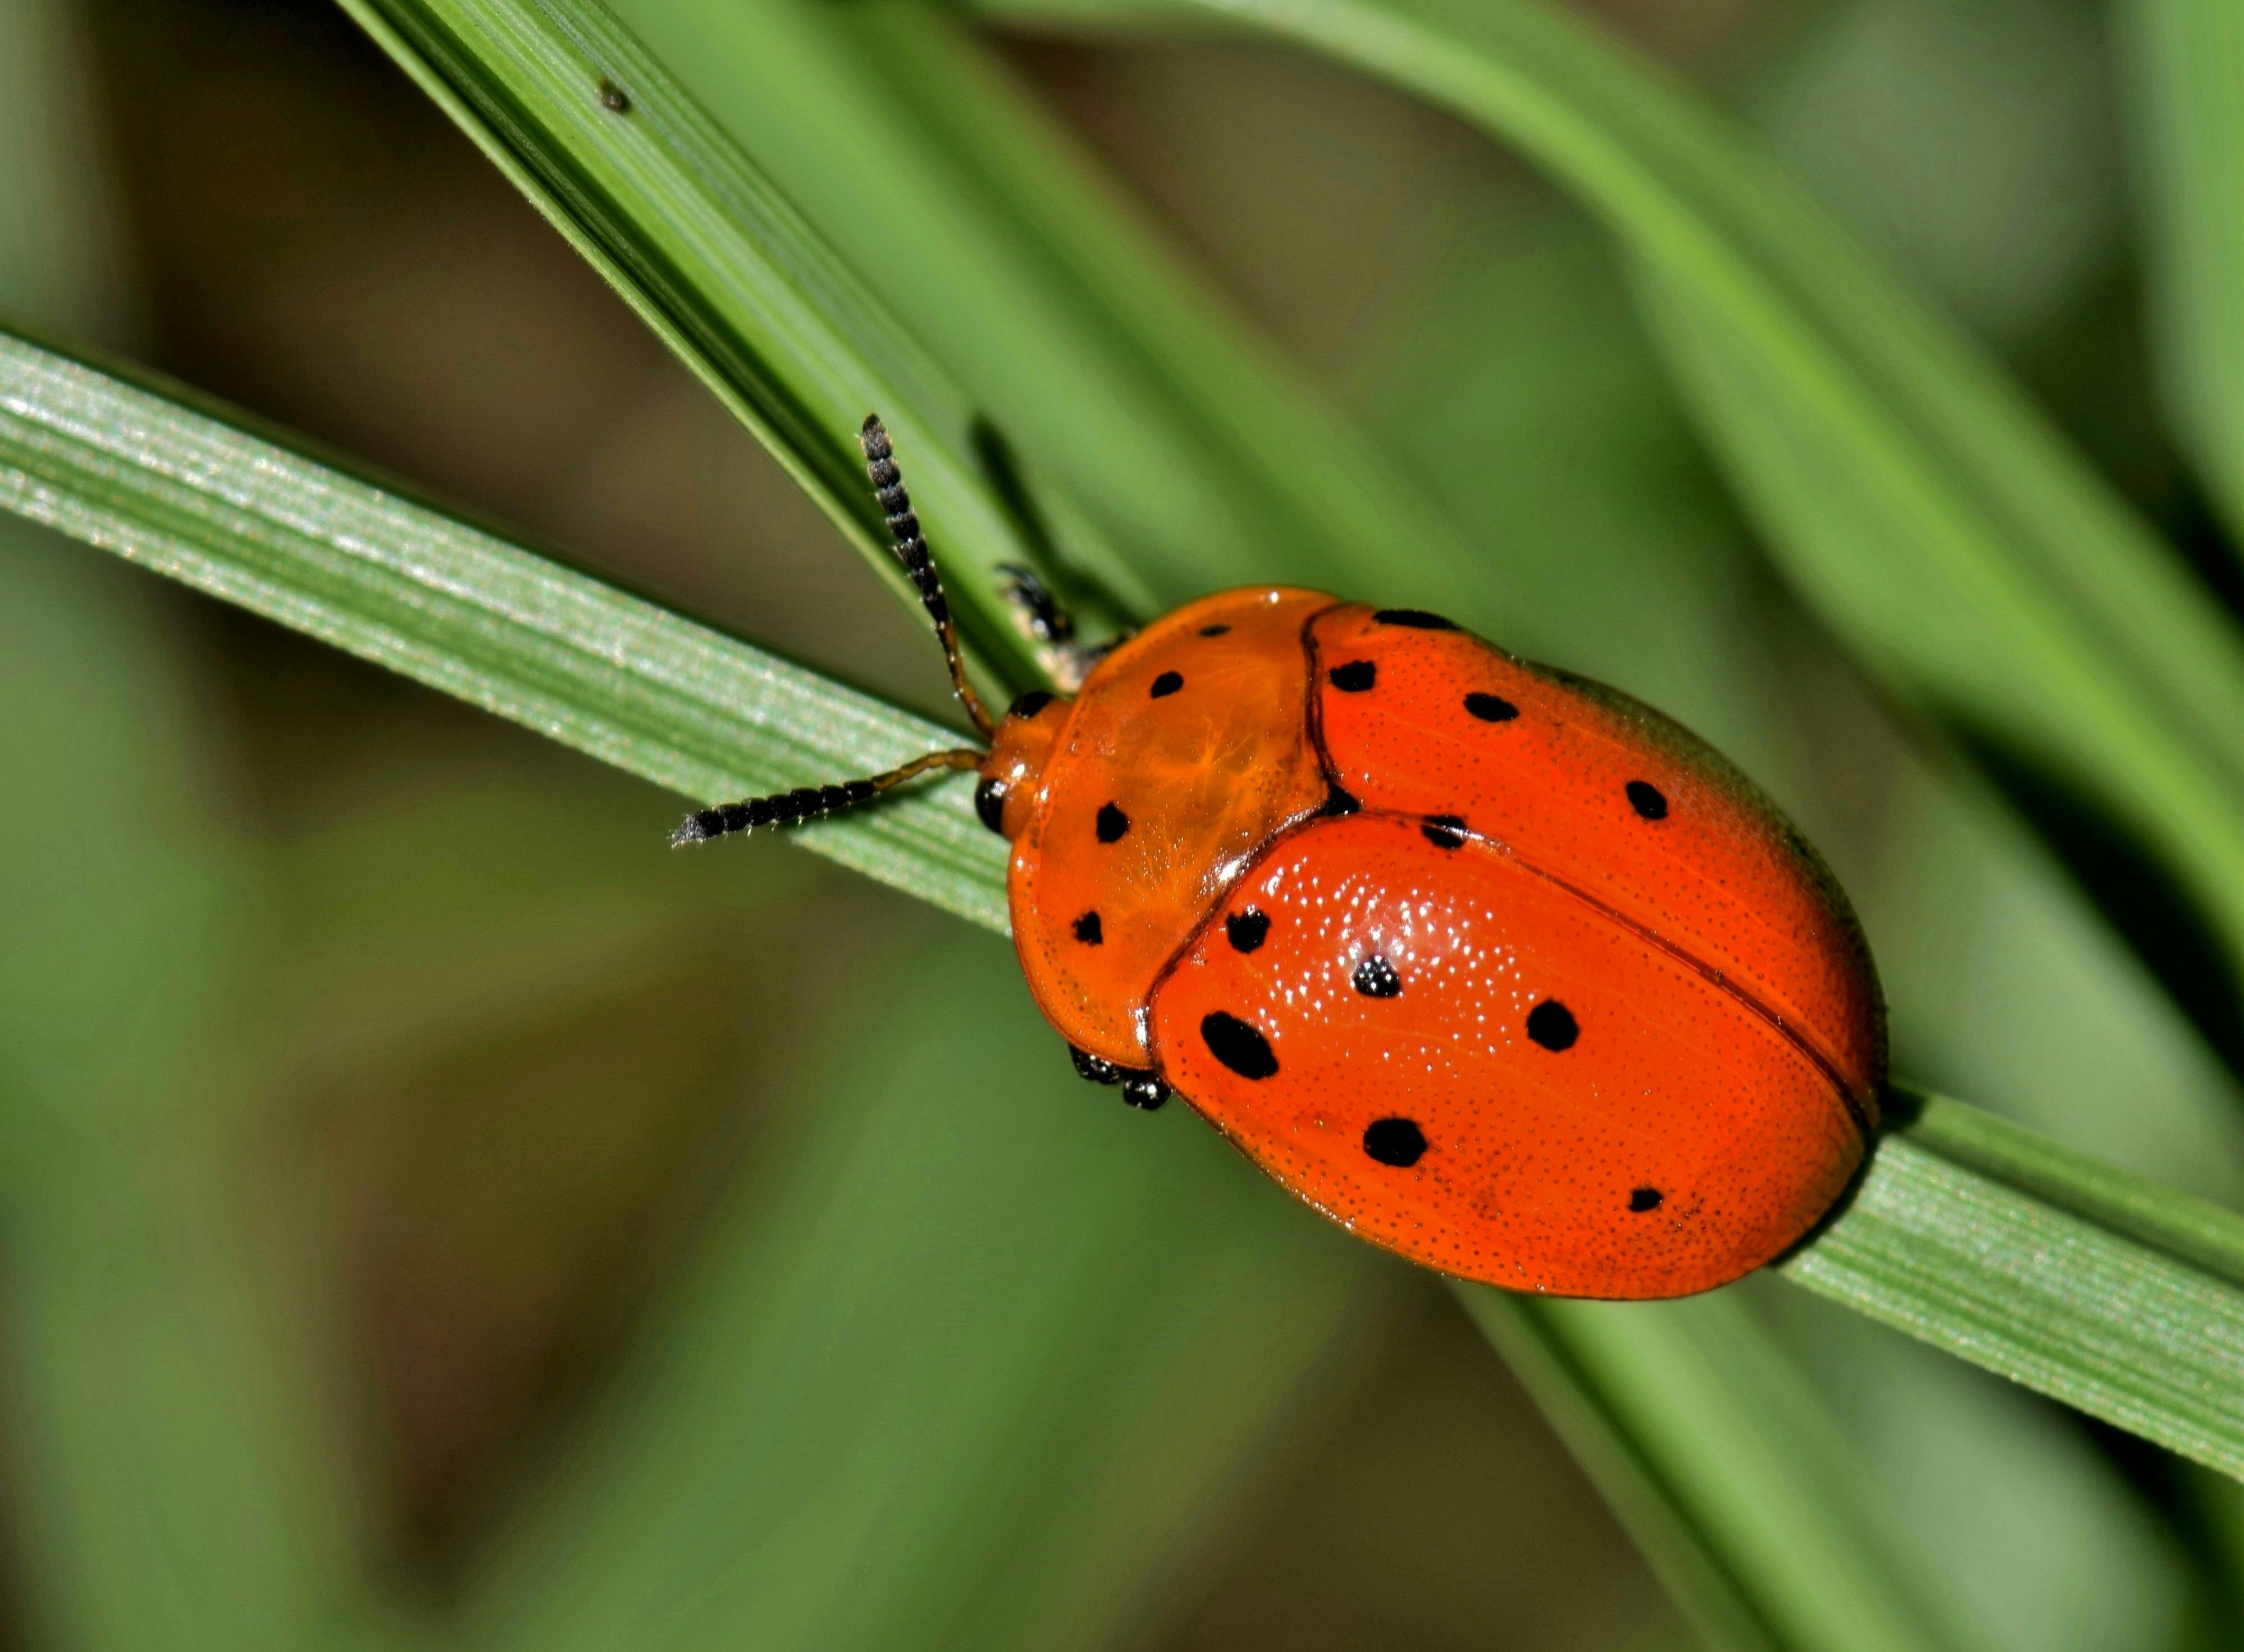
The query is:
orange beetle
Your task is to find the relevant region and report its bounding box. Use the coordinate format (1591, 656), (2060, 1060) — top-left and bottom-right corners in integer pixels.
(675, 418), (1884, 1299)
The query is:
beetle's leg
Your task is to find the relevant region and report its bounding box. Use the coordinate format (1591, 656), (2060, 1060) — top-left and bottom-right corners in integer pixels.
(1120, 1071), (1170, 1111)
(1069, 1046), (1169, 1111)
(999, 562), (1125, 692)
(1071, 1046), (1123, 1085)
(997, 562), (1073, 647)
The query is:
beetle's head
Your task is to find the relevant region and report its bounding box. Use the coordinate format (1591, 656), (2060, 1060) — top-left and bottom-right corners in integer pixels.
(670, 417), (1085, 853)
(976, 689), (1071, 839)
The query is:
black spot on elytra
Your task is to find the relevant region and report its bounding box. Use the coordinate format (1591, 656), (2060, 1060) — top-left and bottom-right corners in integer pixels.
(1627, 780), (1668, 820)
(1422, 815), (1468, 850)
(974, 776), (1007, 834)
(1363, 1117), (1427, 1166)
(1072, 910), (1103, 945)
(1329, 660), (1377, 692)
(1320, 784), (1361, 817)
(1096, 802), (1130, 843)
(1353, 956), (1401, 998)
(1629, 1186), (1663, 1212)
(1201, 1012), (1278, 1079)
(1374, 609), (1457, 631)
(1226, 910), (1271, 952)
(1465, 692), (1518, 723)
(1150, 670), (1184, 698)
(1527, 1000), (1579, 1051)
(1198, 623), (1231, 637)
(1008, 689), (1055, 720)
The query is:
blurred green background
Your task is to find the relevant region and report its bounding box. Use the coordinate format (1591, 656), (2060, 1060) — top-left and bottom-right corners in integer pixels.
(4, 0), (2243, 1646)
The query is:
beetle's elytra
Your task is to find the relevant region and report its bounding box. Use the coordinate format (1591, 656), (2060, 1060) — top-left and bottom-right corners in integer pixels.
(674, 417), (1884, 1300)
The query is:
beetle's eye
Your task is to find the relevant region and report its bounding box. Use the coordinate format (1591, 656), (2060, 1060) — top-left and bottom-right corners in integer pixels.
(974, 776), (1008, 834)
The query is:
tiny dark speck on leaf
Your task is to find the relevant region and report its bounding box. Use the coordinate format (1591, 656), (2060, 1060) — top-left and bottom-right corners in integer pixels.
(599, 78), (631, 113)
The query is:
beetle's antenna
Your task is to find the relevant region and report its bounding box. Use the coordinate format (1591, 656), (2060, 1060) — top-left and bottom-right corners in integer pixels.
(861, 414), (997, 742)
(670, 748), (983, 848)
(669, 416), (999, 851)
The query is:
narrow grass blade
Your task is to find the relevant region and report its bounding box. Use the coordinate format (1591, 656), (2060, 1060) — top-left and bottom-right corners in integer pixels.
(337, 0), (1057, 689)
(2119, 0), (2244, 546)
(1784, 1088), (2244, 1476)
(596, 0), (1481, 616)
(1479, 1090), (2244, 1649)
(342, 0), (1499, 647)
(1469, 1288), (1991, 1652)
(0, 323), (1007, 931)
(980, 0), (2244, 1004)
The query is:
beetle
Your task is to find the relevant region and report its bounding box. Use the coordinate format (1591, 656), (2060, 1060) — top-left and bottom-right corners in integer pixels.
(673, 417), (1884, 1299)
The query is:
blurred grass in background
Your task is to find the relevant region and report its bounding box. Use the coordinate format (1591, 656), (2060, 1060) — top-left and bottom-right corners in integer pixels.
(3, 0), (2243, 1647)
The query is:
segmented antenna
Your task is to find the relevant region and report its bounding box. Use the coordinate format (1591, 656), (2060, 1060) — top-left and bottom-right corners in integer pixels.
(669, 416), (995, 850)
(670, 749), (981, 848)
(860, 415), (996, 742)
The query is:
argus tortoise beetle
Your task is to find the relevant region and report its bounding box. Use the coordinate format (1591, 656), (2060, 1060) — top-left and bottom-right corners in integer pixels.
(673, 418), (1883, 1299)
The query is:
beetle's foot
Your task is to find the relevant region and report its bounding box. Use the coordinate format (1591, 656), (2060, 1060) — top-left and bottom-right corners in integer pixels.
(1072, 1046), (1123, 1085)
(1120, 1071), (1169, 1111)
(999, 563), (1121, 692)
(999, 562), (1074, 645)
(1069, 1047), (1169, 1110)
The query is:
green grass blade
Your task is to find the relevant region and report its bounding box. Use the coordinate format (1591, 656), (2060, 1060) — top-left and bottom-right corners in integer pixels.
(336, 0), (1060, 689)
(980, 0), (2244, 991)
(1470, 1288), (1990, 1652)
(1784, 1088), (2244, 1475)
(1900, 1085), (2244, 1282)
(8, 320), (2244, 1481)
(0, 322), (1005, 931)
(341, 0), (1496, 639)
(592, 0), (1480, 616)
(2121, 0), (2244, 546)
